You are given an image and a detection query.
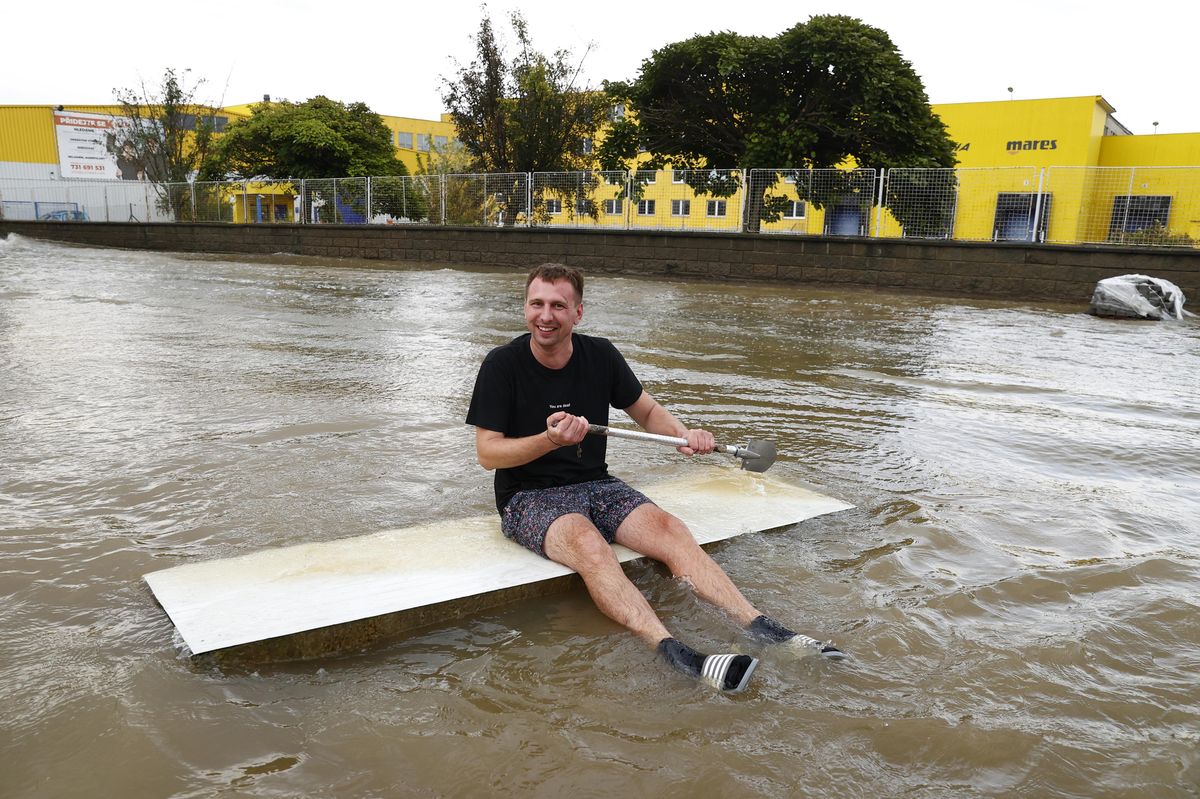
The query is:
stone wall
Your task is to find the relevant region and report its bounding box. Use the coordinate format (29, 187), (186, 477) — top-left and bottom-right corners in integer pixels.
(3, 220), (1197, 305)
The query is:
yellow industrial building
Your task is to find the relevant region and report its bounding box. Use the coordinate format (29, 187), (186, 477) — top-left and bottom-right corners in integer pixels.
(924, 95), (1200, 244)
(1, 94), (1198, 244)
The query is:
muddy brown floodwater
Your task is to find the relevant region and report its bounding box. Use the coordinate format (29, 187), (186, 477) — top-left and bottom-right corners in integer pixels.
(2, 234), (1198, 797)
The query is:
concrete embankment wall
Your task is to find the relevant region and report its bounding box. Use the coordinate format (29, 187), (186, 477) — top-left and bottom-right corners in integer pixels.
(3, 220), (1197, 304)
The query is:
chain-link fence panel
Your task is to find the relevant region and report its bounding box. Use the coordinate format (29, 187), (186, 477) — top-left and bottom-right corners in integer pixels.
(336, 177), (368, 225)
(301, 178), (367, 224)
(813, 168), (877, 236)
(531, 171), (629, 228)
(620, 169), (743, 233)
(215, 181), (291, 224)
(370, 175), (436, 224)
(748, 169), (813, 235)
(441, 174), (486, 225)
(111, 181), (157, 222)
(877, 168), (1050, 241)
(879, 169), (958, 239)
(749, 169), (878, 236)
(935, 167), (1043, 242)
(1046, 167), (1129, 246)
(302, 179), (334, 224)
(80, 181), (171, 223)
(1046, 166), (1200, 247)
(156, 182), (194, 222)
(193, 181), (237, 222)
(1113, 167), (1200, 247)
(415, 176), (445, 226)
(441, 173), (529, 226)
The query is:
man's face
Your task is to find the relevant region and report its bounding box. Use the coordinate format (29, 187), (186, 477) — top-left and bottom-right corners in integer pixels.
(524, 277), (582, 350)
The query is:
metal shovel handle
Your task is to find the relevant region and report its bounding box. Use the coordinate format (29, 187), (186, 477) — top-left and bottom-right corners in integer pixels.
(586, 424), (777, 472)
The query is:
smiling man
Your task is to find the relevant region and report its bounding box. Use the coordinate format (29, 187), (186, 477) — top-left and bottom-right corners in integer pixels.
(466, 263), (841, 693)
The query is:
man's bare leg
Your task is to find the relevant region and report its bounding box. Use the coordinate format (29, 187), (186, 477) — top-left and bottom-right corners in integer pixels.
(542, 511), (760, 690)
(615, 503), (845, 658)
(543, 513), (671, 646)
(614, 503), (760, 625)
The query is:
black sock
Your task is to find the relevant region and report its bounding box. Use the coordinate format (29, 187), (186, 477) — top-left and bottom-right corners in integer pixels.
(748, 614), (796, 642)
(749, 615), (846, 657)
(657, 637), (704, 678)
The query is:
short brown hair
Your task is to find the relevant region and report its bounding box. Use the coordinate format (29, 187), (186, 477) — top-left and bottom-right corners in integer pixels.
(526, 263), (584, 302)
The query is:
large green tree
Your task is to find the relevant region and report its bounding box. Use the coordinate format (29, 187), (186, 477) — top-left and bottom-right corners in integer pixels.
(441, 10), (610, 177)
(601, 15), (958, 232)
(202, 96), (409, 180)
(201, 96), (422, 222)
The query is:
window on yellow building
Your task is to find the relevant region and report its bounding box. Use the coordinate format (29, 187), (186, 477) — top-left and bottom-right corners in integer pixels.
(783, 200), (805, 219)
(416, 134), (431, 152)
(706, 200), (726, 217)
(546, 199), (562, 214)
(671, 199), (690, 216)
(637, 199), (655, 215)
(397, 132), (413, 149)
(1110, 195), (1171, 235)
(993, 193), (1051, 242)
(604, 198), (623, 215)
(825, 202), (867, 236)
(580, 138), (593, 154)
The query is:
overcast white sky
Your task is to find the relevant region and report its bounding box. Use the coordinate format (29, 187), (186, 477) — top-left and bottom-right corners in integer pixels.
(7, 0), (1199, 135)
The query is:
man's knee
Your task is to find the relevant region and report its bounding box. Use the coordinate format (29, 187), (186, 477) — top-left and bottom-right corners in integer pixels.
(619, 505), (699, 558)
(644, 504), (693, 539)
(545, 514), (616, 572)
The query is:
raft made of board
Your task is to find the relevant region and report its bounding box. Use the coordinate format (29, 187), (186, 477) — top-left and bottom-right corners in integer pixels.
(144, 466), (853, 657)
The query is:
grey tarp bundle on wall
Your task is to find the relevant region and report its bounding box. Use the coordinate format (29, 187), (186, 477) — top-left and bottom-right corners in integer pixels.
(1088, 274), (1188, 320)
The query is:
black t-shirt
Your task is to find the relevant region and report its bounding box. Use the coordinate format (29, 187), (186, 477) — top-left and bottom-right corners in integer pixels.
(466, 333), (644, 513)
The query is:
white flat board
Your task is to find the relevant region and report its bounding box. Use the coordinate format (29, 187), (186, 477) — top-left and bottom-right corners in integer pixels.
(144, 467), (853, 655)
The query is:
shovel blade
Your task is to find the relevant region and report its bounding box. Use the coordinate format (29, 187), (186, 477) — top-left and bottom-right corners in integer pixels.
(739, 440), (777, 473)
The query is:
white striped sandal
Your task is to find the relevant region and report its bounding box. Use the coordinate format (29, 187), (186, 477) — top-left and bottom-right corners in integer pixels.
(658, 637), (759, 693)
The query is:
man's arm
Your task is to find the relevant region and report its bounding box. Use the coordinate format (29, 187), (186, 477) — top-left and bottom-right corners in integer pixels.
(623, 391), (715, 455)
(474, 412), (590, 471)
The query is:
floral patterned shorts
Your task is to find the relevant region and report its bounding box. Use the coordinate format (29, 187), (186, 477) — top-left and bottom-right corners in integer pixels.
(500, 477), (653, 558)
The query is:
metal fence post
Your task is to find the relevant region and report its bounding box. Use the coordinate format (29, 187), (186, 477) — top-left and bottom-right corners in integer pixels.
(874, 169), (886, 237)
(1031, 168), (1046, 242)
(527, 173), (533, 227)
(1122, 167), (1135, 241)
(366, 176), (372, 224)
(625, 171), (632, 230)
(738, 168), (750, 233)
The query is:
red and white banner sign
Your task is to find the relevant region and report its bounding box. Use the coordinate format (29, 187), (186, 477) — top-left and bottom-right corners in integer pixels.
(53, 111), (142, 181)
